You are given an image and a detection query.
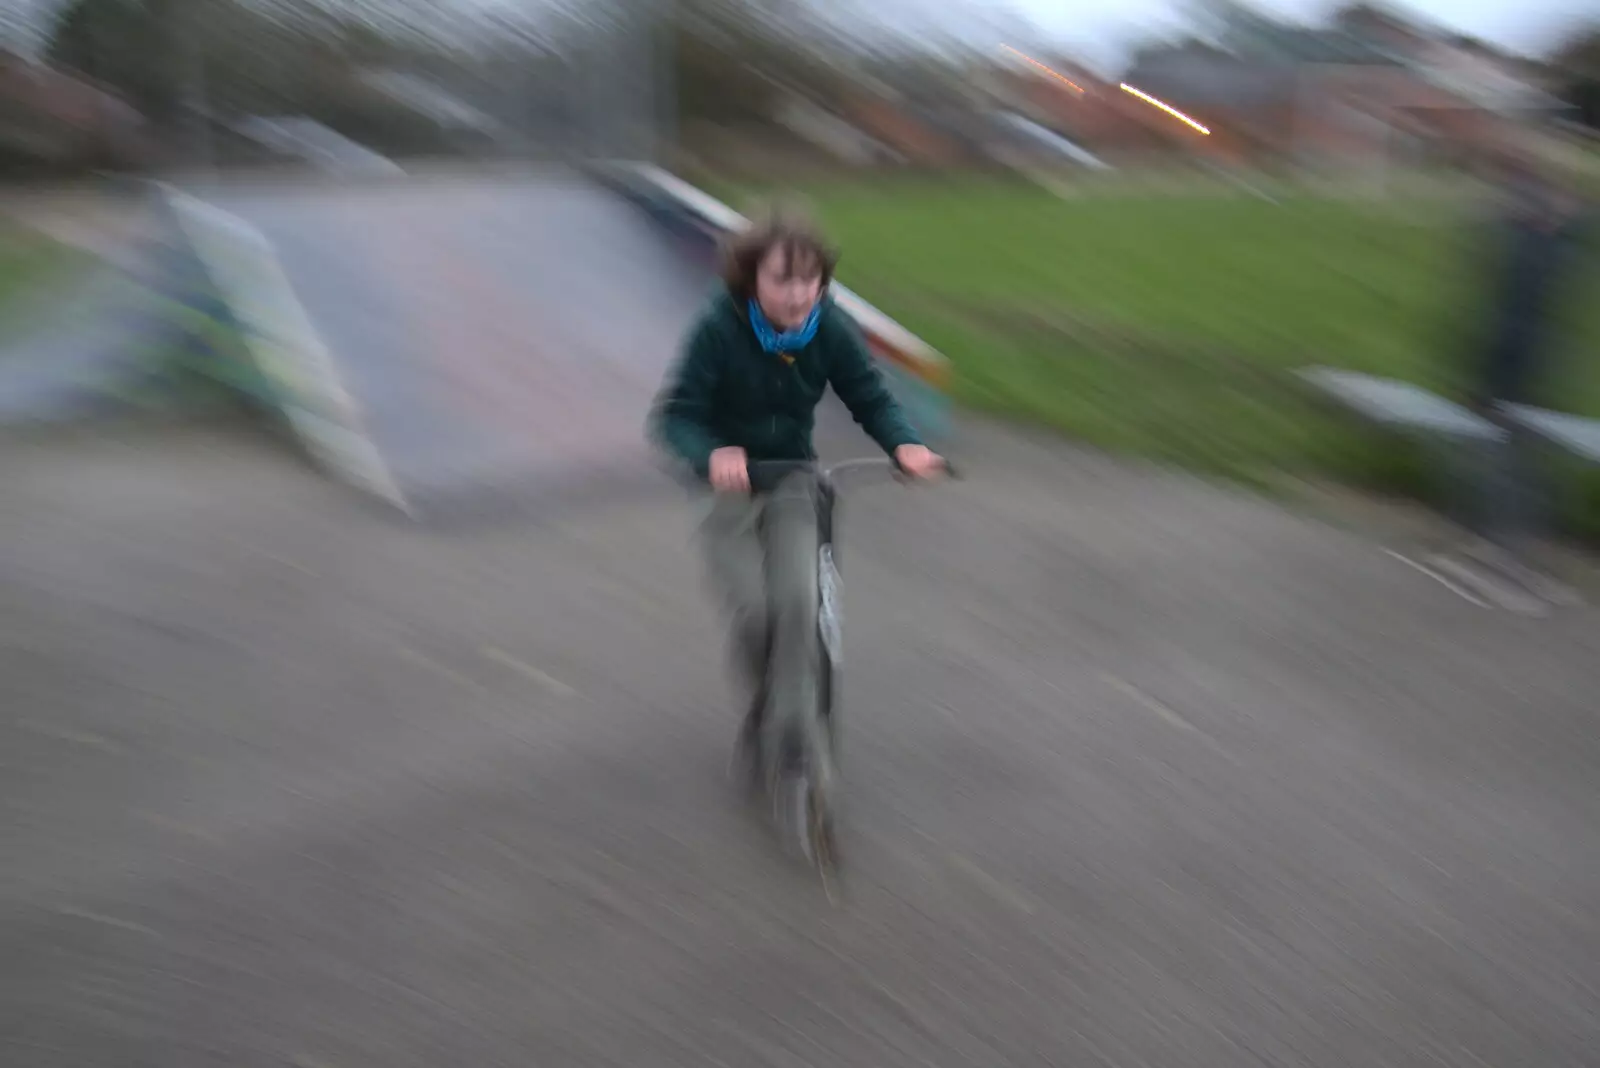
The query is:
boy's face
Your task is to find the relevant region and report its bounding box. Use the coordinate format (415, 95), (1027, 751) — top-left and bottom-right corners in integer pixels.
(755, 245), (824, 330)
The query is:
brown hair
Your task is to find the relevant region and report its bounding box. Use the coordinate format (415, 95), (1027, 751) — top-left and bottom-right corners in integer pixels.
(721, 202), (838, 304)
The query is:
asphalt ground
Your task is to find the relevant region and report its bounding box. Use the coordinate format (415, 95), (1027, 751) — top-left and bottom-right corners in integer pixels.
(3, 410), (1597, 1067)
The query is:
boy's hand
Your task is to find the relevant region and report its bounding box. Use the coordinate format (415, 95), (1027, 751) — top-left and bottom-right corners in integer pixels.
(895, 443), (946, 481)
(709, 446), (750, 493)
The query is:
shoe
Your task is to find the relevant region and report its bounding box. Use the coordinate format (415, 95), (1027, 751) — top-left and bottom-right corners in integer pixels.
(729, 698), (765, 795)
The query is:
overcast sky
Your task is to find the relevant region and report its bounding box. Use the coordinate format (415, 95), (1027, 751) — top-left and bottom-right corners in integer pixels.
(1014, 0), (1594, 68)
(5, 0), (1593, 68)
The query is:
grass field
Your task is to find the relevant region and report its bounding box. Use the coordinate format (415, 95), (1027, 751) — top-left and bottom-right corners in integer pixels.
(715, 176), (1600, 513)
(0, 221), (75, 335)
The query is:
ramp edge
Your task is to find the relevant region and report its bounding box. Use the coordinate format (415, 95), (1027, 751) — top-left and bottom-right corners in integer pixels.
(593, 161), (954, 407)
(159, 185), (413, 515)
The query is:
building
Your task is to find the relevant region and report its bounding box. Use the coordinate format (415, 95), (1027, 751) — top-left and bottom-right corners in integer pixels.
(995, 53), (1225, 161)
(1109, 11), (1567, 170)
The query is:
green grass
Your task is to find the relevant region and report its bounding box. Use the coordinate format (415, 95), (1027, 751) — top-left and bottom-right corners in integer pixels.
(714, 175), (1600, 516)
(0, 223), (246, 418)
(0, 221), (79, 337)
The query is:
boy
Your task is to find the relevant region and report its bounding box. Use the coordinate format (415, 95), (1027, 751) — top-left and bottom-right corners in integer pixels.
(649, 207), (944, 765)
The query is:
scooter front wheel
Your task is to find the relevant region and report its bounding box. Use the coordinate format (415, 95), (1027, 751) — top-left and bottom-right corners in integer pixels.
(773, 767), (841, 894)
(808, 778), (840, 883)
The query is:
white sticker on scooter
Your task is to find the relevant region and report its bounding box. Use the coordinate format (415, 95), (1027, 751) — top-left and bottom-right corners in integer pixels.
(819, 545), (842, 665)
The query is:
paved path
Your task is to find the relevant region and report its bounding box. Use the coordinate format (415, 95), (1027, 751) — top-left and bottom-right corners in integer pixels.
(202, 173), (706, 513)
(3, 413), (1598, 1067)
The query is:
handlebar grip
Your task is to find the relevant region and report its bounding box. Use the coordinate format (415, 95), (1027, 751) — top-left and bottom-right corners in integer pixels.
(892, 458), (960, 481)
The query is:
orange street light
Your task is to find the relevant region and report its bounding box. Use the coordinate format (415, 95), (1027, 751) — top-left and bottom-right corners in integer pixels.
(1001, 45), (1085, 94)
(1119, 83), (1211, 134)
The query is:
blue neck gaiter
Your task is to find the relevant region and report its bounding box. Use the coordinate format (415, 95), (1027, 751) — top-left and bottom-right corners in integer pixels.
(748, 298), (821, 355)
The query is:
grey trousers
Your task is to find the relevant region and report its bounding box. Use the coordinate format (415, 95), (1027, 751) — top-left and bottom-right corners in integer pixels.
(699, 476), (822, 750)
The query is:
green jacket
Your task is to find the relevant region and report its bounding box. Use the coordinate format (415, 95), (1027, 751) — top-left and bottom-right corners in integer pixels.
(650, 291), (922, 479)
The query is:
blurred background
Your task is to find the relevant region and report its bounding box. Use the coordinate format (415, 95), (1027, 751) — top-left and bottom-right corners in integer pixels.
(3, 1), (1600, 1065)
(1, 0), (1597, 175)
(1, 0), (1597, 507)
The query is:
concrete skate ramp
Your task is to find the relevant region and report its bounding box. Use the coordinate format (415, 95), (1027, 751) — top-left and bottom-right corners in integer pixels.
(177, 165), (950, 521)
(195, 170), (713, 517)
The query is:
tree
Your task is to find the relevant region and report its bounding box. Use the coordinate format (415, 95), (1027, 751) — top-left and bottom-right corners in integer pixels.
(1549, 24), (1600, 75)
(1548, 24), (1600, 129)
(657, 0), (849, 125)
(48, 0), (366, 136)
(1329, 3), (1403, 37)
(47, 0), (171, 113)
